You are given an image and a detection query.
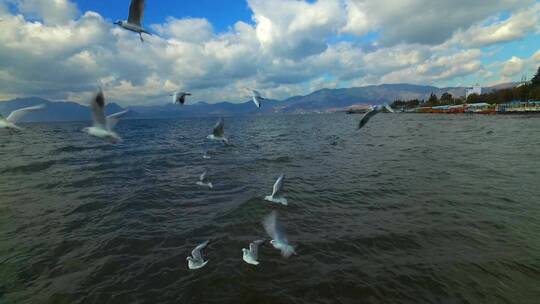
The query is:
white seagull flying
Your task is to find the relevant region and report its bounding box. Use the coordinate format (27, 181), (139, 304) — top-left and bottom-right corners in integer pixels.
(263, 211), (296, 258)
(249, 89), (265, 109)
(0, 105), (46, 131)
(186, 240), (209, 270)
(171, 92), (191, 106)
(207, 118), (228, 143)
(242, 240), (265, 266)
(196, 170), (213, 189)
(264, 174), (288, 205)
(83, 88), (129, 144)
(358, 104), (394, 130)
(114, 0), (151, 42)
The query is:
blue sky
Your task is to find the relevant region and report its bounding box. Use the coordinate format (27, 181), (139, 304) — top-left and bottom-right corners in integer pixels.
(0, 0), (539, 104)
(75, 0), (253, 32)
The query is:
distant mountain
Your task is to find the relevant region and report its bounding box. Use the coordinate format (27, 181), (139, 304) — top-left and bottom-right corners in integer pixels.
(0, 83), (518, 122)
(0, 97), (130, 122)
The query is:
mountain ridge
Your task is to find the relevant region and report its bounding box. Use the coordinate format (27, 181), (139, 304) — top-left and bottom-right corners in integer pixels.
(0, 83), (516, 122)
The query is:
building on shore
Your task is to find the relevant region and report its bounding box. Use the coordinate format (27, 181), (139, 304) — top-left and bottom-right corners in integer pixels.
(466, 84), (482, 98)
(408, 101), (540, 114)
(498, 101), (540, 113)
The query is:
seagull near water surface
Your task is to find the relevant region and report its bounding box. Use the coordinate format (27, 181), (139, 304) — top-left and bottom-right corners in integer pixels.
(83, 88), (129, 144)
(264, 174), (288, 205)
(242, 240), (265, 266)
(187, 240), (209, 270)
(263, 211), (296, 258)
(0, 105), (45, 130)
(358, 104), (395, 130)
(114, 0), (151, 42)
(196, 170), (213, 189)
(207, 118), (228, 144)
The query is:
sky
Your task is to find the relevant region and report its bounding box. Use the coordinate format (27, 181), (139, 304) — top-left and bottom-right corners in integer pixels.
(0, 0), (539, 105)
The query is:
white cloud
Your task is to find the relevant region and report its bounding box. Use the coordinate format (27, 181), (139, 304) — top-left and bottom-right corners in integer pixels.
(500, 50), (540, 81)
(447, 4), (540, 47)
(342, 0), (535, 45)
(248, 0), (345, 59)
(9, 0), (78, 24)
(151, 17), (214, 43)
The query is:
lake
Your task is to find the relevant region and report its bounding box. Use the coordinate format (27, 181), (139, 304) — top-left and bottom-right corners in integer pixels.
(1, 113), (539, 303)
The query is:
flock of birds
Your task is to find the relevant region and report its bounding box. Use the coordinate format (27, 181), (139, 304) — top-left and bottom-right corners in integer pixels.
(0, 0), (395, 270)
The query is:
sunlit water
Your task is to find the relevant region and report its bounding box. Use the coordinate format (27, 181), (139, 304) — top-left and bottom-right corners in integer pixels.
(1, 114), (539, 303)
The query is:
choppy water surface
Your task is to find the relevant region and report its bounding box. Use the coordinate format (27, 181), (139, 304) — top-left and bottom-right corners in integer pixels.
(1, 114), (539, 303)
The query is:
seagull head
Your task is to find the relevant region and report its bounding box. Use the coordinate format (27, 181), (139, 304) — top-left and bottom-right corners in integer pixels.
(114, 20), (123, 26)
(186, 256), (192, 261)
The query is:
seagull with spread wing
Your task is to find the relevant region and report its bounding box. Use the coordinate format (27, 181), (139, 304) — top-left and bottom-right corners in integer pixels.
(186, 240), (209, 270)
(263, 211), (296, 258)
(358, 104), (394, 130)
(0, 104), (46, 130)
(264, 174), (288, 205)
(249, 89), (265, 109)
(171, 92), (191, 106)
(114, 0), (151, 42)
(242, 240), (265, 266)
(83, 88), (129, 144)
(196, 170), (213, 189)
(207, 118), (228, 144)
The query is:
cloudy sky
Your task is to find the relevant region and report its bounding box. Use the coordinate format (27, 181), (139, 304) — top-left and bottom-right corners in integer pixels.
(0, 0), (539, 105)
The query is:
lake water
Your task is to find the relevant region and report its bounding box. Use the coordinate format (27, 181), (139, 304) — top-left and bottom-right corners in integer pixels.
(1, 113), (539, 303)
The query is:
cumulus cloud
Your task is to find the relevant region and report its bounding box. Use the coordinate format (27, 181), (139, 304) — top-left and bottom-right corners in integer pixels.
(248, 0), (345, 59)
(342, 0), (535, 45)
(447, 3), (540, 47)
(500, 50), (540, 81)
(8, 0), (78, 24)
(151, 17), (214, 43)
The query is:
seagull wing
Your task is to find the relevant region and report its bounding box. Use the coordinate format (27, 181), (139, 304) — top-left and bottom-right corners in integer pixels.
(271, 174), (284, 197)
(128, 0), (145, 26)
(191, 240), (209, 261)
(90, 89), (107, 128)
(213, 118), (224, 137)
(6, 104), (45, 123)
(249, 240), (264, 259)
(263, 211), (279, 241)
(383, 104), (395, 113)
(358, 108), (378, 130)
(199, 171), (207, 182)
(106, 110), (129, 130)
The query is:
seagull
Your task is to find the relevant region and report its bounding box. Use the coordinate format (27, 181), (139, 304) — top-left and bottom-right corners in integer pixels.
(358, 104), (394, 130)
(83, 88), (129, 144)
(0, 104), (46, 130)
(196, 170), (213, 189)
(249, 89), (265, 108)
(186, 240), (209, 270)
(264, 174), (287, 205)
(207, 118), (228, 143)
(171, 92), (191, 106)
(114, 0), (151, 42)
(263, 211), (296, 258)
(242, 240), (265, 266)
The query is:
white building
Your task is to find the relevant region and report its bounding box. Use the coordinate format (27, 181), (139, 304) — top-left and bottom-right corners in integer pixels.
(466, 84), (482, 98)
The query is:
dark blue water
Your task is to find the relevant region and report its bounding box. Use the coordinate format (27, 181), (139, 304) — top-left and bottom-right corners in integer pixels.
(1, 114), (539, 303)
